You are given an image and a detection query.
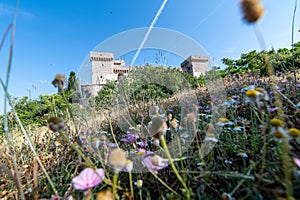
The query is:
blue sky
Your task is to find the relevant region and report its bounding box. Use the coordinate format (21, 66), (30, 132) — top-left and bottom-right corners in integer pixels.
(0, 0), (299, 113)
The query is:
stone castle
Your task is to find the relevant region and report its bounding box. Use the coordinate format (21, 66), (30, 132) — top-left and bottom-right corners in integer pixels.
(81, 52), (208, 98)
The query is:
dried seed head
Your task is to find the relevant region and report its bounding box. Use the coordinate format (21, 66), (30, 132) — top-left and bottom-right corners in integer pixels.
(47, 117), (64, 132)
(96, 190), (114, 200)
(240, 0), (264, 23)
(108, 148), (127, 173)
(187, 112), (196, 123)
(205, 123), (215, 133)
(52, 74), (66, 91)
(149, 116), (168, 140)
(149, 105), (160, 117)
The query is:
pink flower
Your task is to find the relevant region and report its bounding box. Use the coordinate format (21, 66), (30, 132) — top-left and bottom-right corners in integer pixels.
(72, 168), (105, 190)
(142, 155), (169, 172)
(294, 158), (300, 168)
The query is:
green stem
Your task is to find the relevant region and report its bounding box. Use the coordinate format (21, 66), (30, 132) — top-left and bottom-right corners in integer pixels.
(139, 189), (142, 200)
(112, 173), (119, 199)
(282, 139), (294, 198)
(58, 130), (94, 168)
(61, 92), (79, 135)
(160, 136), (190, 199)
(129, 172), (134, 199)
(108, 117), (119, 147)
(149, 170), (183, 198)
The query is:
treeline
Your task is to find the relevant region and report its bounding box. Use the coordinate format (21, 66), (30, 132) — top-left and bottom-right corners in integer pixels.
(219, 41), (300, 76)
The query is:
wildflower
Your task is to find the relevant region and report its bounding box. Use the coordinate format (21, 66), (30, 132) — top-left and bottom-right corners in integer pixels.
(54, 141), (61, 146)
(52, 74), (66, 91)
(288, 128), (300, 138)
(204, 133), (218, 143)
(255, 87), (269, 101)
(233, 126), (243, 131)
(224, 160), (233, 165)
(222, 192), (236, 200)
(217, 118), (233, 127)
(240, 0), (264, 23)
(108, 148), (127, 173)
(269, 118), (284, 127)
(245, 88), (269, 107)
(47, 117), (64, 132)
(169, 118), (179, 131)
(294, 158), (300, 168)
(96, 190), (114, 200)
(241, 85), (255, 92)
(245, 89), (258, 98)
(107, 143), (118, 148)
(197, 162), (206, 166)
(225, 96), (237, 107)
(237, 152), (248, 158)
(167, 113), (172, 120)
(142, 155), (169, 172)
(72, 168), (105, 190)
(120, 134), (139, 143)
(286, 75), (293, 81)
(123, 159), (133, 172)
(135, 180), (143, 188)
(91, 137), (100, 149)
(267, 107), (278, 113)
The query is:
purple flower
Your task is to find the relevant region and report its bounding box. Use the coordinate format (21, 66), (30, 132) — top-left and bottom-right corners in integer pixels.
(136, 141), (148, 147)
(138, 149), (154, 155)
(120, 134), (139, 143)
(142, 155), (169, 172)
(107, 143), (118, 148)
(268, 107), (278, 113)
(72, 168), (105, 190)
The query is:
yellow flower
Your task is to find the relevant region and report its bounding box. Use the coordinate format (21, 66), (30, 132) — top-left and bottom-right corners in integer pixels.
(288, 128), (300, 138)
(227, 96), (233, 100)
(245, 89), (258, 97)
(269, 118), (284, 127)
(218, 118), (229, 123)
(136, 180), (143, 188)
(273, 131), (286, 139)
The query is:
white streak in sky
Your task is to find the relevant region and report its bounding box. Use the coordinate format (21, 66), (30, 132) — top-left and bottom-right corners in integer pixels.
(130, 0), (168, 66)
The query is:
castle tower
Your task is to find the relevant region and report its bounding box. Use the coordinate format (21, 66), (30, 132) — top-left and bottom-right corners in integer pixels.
(90, 52), (115, 84)
(181, 56), (208, 77)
